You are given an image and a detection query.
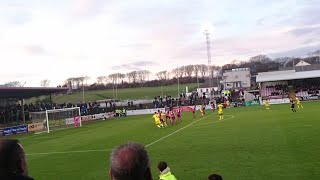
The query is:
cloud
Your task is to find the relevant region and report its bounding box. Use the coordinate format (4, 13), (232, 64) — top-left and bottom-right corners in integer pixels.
(0, 2), (32, 25)
(288, 26), (320, 37)
(278, 1), (320, 26)
(23, 45), (48, 55)
(119, 43), (152, 48)
(1, 0), (320, 86)
(69, 0), (103, 17)
(268, 44), (320, 58)
(256, 18), (265, 26)
(111, 61), (158, 71)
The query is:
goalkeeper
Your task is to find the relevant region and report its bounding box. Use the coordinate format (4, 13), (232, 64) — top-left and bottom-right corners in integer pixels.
(43, 119), (47, 130)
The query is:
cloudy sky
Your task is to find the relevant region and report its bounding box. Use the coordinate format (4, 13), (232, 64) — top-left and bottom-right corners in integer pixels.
(0, 0), (319, 86)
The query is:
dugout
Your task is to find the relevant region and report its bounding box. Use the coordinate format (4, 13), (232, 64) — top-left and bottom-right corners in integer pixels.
(256, 69), (320, 105)
(0, 87), (67, 125)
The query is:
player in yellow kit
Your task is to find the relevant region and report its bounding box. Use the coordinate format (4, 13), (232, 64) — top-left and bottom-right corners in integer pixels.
(295, 97), (303, 109)
(217, 103), (224, 120)
(153, 112), (164, 128)
(226, 100), (230, 107)
(200, 104), (205, 117)
(265, 99), (270, 110)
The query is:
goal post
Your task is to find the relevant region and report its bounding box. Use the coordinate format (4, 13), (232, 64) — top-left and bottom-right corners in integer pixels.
(29, 107), (81, 134)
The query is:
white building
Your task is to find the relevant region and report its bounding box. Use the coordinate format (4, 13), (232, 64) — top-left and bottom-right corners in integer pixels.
(221, 68), (251, 90)
(195, 87), (219, 99)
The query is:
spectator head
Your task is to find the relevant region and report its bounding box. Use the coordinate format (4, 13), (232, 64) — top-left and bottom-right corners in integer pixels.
(0, 139), (28, 176)
(109, 142), (152, 180)
(208, 174), (223, 180)
(157, 161), (168, 172)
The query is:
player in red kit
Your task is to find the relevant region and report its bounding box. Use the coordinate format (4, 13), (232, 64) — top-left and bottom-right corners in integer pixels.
(177, 107), (182, 122)
(211, 102), (215, 112)
(170, 111), (176, 125)
(192, 105), (196, 118)
(165, 110), (171, 124)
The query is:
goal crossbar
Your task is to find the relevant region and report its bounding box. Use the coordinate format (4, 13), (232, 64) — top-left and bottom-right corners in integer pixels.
(45, 107), (81, 133)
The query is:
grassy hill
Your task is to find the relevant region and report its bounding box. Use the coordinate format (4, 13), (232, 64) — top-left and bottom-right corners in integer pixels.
(29, 83), (200, 103)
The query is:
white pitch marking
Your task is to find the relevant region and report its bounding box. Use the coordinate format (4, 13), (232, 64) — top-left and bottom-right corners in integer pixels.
(26, 149), (111, 156)
(145, 113), (214, 147)
(193, 115), (235, 126)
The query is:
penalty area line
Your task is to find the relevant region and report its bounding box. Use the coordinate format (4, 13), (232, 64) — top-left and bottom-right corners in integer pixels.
(26, 149), (112, 156)
(192, 115), (235, 126)
(145, 113), (215, 148)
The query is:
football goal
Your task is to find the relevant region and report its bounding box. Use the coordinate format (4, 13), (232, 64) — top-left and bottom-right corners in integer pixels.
(29, 107), (81, 134)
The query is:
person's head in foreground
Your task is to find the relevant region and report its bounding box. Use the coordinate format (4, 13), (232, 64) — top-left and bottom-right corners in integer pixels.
(109, 142), (152, 180)
(158, 161), (177, 180)
(0, 139), (34, 180)
(208, 173), (223, 180)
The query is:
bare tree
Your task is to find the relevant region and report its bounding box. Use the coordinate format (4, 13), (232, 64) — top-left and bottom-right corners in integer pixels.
(66, 77), (76, 88)
(137, 70), (151, 83)
(40, 79), (50, 87)
(96, 76), (107, 85)
(156, 71), (164, 80)
(127, 71), (138, 83)
(118, 73), (126, 84)
(0, 81), (22, 87)
(194, 65), (201, 77)
(144, 70), (151, 82)
(171, 68), (179, 78)
(163, 70), (170, 80)
(73, 77), (85, 89)
(84, 76), (91, 86)
(179, 66), (184, 77)
(274, 57), (292, 67)
(312, 50), (320, 62)
(199, 64), (208, 78)
(185, 65), (194, 77)
(156, 70), (169, 81)
(108, 74), (118, 84)
(126, 72), (132, 83)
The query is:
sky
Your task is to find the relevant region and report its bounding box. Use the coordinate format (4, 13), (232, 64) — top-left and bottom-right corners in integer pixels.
(0, 0), (320, 86)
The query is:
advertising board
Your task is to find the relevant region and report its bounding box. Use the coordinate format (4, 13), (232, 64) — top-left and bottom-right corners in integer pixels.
(28, 123), (45, 132)
(3, 125), (28, 136)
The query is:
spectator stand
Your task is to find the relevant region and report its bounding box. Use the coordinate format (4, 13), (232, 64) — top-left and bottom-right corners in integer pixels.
(0, 87), (67, 127)
(256, 69), (320, 105)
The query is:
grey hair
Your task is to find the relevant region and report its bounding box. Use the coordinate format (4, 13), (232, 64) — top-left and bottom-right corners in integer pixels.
(110, 142), (152, 180)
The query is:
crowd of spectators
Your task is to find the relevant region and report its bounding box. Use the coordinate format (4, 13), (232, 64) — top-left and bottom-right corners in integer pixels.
(0, 102), (102, 126)
(264, 84), (289, 97)
(152, 92), (204, 108)
(294, 83), (320, 95)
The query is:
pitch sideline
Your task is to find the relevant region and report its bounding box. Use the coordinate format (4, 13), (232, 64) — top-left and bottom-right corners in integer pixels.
(26, 149), (112, 156)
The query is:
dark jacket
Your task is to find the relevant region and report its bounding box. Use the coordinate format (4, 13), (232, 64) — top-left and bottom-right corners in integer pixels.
(0, 174), (34, 180)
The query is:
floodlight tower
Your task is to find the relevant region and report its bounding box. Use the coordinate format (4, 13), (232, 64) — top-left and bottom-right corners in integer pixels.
(204, 30), (213, 101)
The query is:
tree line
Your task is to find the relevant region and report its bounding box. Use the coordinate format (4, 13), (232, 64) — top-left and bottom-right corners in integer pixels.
(1, 50), (319, 89)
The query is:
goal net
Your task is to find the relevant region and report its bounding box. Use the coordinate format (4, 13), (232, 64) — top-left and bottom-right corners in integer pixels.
(29, 107), (81, 134)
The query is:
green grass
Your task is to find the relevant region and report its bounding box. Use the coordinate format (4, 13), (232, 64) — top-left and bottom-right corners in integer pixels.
(16, 101), (320, 180)
(28, 83), (200, 103)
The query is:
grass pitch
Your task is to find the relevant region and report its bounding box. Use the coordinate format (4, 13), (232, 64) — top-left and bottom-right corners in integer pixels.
(17, 101), (320, 180)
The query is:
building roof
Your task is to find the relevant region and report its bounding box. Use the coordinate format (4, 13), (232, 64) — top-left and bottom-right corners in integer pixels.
(0, 87), (68, 99)
(256, 70), (320, 83)
(295, 60), (310, 66)
(279, 63), (320, 72)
